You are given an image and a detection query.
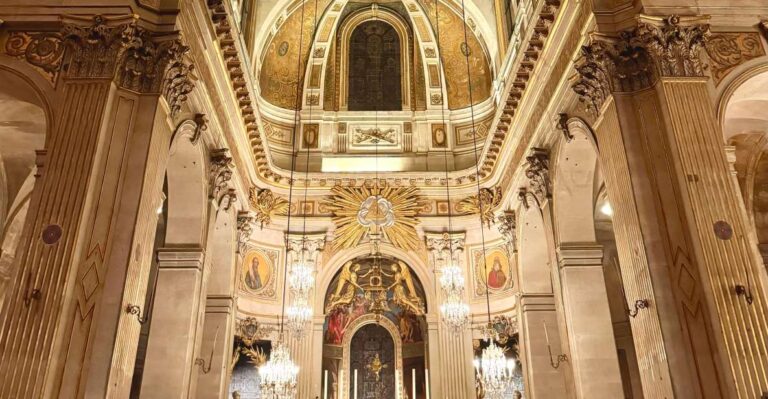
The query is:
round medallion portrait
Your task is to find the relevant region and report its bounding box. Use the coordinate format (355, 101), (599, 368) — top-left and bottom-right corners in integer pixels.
(241, 250), (272, 293)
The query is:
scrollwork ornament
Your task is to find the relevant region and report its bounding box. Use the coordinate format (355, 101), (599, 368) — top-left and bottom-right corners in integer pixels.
(209, 149), (234, 202)
(249, 188), (289, 228)
(163, 58), (196, 116)
(5, 31), (64, 81)
(525, 148), (551, 203)
(237, 212), (255, 254)
(495, 210), (517, 254)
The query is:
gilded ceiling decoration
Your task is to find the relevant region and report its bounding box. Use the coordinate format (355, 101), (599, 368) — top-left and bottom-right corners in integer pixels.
(420, 0), (492, 109)
(259, 0), (331, 109)
(323, 184), (426, 251)
(457, 186), (503, 227)
(248, 187), (289, 228)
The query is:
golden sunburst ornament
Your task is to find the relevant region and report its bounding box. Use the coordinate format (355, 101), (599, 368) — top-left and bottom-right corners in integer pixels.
(324, 184), (425, 251)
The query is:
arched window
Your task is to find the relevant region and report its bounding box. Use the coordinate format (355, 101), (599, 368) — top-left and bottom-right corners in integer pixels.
(347, 20), (402, 111)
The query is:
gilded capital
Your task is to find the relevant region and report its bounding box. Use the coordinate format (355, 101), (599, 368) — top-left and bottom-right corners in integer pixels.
(634, 15), (711, 78)
(61, 15), (141, 79)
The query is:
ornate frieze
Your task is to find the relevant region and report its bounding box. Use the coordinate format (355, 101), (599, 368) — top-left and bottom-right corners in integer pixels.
(209, 148), (234, 203)
(457, 187), (503, 228)
(524, 148), (551, 203)
(248, 188), (289, 228)
(236, 212), (255, 254)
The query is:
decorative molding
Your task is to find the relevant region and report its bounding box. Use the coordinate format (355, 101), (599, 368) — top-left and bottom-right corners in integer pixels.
(237, 212), (255, 254)
(209, 148), (234, 203)
(524, 147), (551, 203)
(190, 114), (208, 144)
(634, 15), (710, 78)
(704, 32), (764, 85)
(457, 187), (503, 227)
(555, 113), (573, 142)
(248, 188), (289, 228)
(162, 54), (196, 116)
(495, 210), (517, 254)
(573, 15), (711, 114)
(4, 31), (64, 82)
(235, 317), (274, 347)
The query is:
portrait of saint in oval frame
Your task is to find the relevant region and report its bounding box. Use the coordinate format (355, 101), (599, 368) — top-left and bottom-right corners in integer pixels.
(241, 250), (272, 293)
(475, 247), (513, 294)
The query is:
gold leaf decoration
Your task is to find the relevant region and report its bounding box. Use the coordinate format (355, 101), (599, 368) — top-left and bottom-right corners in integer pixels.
(323, 185), (426, 251)
(248, 188), (289, 228)
(457, 187), (503, 227)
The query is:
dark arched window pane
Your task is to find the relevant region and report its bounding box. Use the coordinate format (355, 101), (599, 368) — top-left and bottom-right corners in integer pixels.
(348, 20), (402, 111)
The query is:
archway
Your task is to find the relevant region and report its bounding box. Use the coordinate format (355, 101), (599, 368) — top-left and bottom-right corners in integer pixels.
(720, 66), (768, 265)
(321, 254), (427, 399)
(0, 65), (49, 309)
(347, 20), (402, 111)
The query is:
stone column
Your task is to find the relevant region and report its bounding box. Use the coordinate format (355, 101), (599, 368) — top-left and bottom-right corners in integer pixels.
(141, 248), (206, 398)
(573, 14), (768, 398)
(0, 16), (192, 399)
(517, 294), (569, 399)
(557, 243), (623, 398)
(285, 232), (326, 398)
(425, 232), (475, 399)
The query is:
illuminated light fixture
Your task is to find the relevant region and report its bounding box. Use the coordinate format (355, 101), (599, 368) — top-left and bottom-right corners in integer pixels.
(439, 293), (470, 331)
(473, 340), (516, 399)
(439, 261), (466, 296)
(600, 202), (613, 217)
(285, 295), (313, 338)
(259, 342), (299, 398)
(288, 260), (315, 298)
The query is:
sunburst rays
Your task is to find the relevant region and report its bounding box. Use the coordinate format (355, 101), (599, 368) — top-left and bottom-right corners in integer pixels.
(324, 185), (425, 251)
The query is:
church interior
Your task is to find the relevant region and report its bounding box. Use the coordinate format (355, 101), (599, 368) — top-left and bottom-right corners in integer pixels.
(1, 0), (768, 398)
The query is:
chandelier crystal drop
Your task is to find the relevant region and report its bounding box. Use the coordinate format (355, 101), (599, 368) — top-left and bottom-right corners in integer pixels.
(440, 293), (470, 331)
(259, 342), (299, 399)
(285, 296), (313, 338)
(439, 261), (466, 295)
(473, 340), (516, 399)
(288, 260), (315, 297)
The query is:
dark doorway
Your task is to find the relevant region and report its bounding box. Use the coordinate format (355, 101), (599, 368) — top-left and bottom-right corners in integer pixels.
(348, 20), (402, 111)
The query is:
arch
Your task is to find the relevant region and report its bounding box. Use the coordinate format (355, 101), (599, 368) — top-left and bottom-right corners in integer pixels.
(315, 243), (435, 314)
(165, 120), (209, 246)
(340, 314), (404, 399)
(552, 118), (600, 244)
(337, 7), (412, 110)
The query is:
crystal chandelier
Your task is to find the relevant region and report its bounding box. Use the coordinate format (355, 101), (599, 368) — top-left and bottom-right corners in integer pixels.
(288, 259), (315, 297)
(473, 340), (516, 399)
(439, 260), (466, 295)
(259, 342), (299, 399)
(285, 295), (312, 338)
(440, 293), (470, 331)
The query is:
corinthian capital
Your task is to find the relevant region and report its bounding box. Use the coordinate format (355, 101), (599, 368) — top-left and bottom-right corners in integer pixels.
(634, 15), (711, 78)
(61, 15), (192, 95)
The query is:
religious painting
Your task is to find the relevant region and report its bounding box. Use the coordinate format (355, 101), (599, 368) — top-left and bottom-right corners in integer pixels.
(431, 123), (447, 148)
(348, 20), (402, 111)
(302, 123), (319, 149)
(473, 245), (514, 296)
(240, 248), (278, 298)
(323, 256), (427, 345)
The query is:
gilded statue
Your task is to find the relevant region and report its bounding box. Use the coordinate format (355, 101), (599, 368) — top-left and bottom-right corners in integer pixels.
(365, 353), (388, 382)
(387, 261), (425, 315)
(325, 261), (363, 312)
